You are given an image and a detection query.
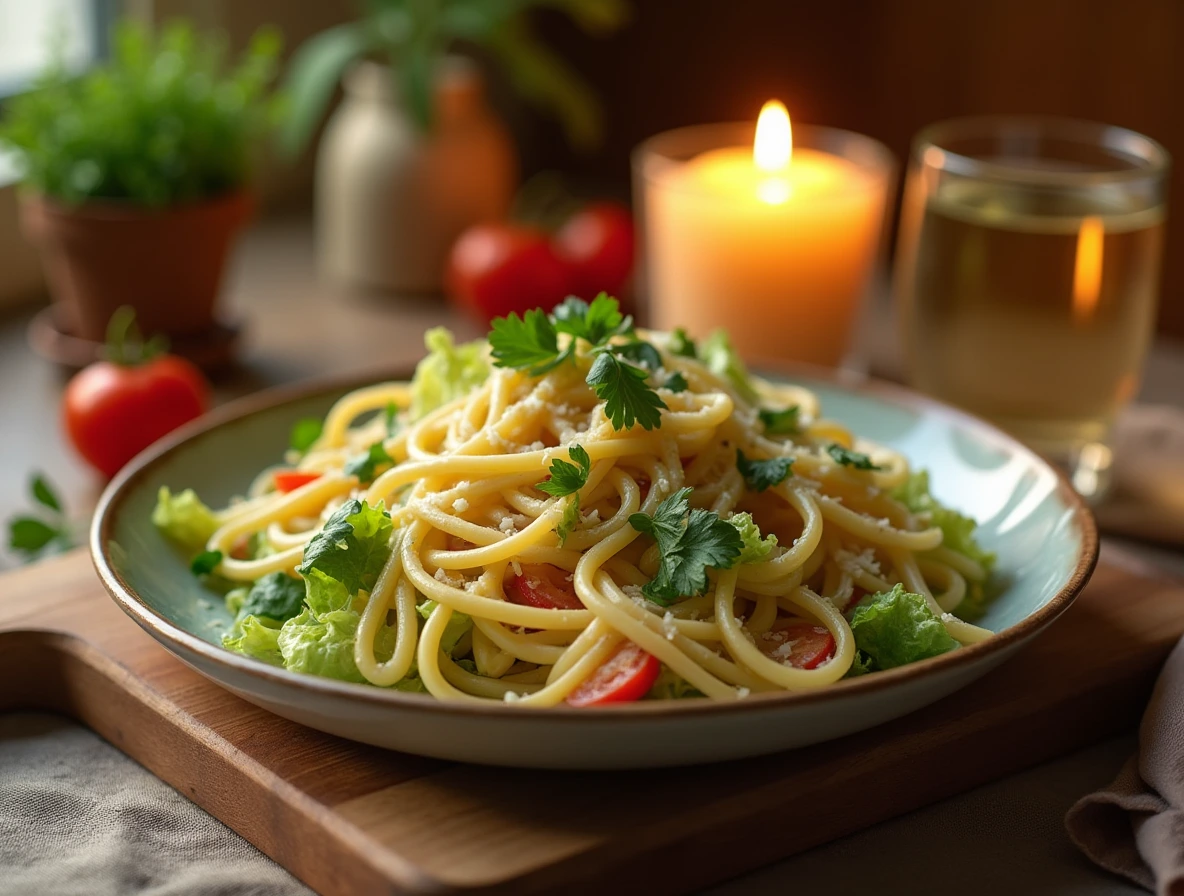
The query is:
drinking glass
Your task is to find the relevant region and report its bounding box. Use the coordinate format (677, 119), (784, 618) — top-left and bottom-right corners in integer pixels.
(894, 116), (1169, 498)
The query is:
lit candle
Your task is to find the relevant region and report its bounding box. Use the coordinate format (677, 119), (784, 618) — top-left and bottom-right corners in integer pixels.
(637, 102), (893, 367)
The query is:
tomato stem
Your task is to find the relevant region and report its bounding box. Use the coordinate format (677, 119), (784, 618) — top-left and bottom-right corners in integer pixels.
(103, 306), (169, 366)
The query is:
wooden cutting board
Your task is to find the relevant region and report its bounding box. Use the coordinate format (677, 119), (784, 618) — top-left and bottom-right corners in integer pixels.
(2, 547), (1182, 895)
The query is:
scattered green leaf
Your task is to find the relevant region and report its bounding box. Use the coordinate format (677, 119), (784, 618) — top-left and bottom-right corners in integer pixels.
(759, 405), (801, 436)
(737, 450), (794, 492)
(191, 550), (224, 576)
(290, 418), (323, 454)
(586, 352), (667, 431)
(827, 444), (883, 471)
(538, 444), (591, 498)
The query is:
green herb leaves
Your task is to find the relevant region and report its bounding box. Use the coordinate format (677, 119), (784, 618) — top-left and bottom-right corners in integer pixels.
(628, 488), (743, 606)
(759, 405), (800, 435)
(289, 418), (323, 454)
(669, 328), (697, 358)
(586, 351), (667, 431)
(345, 441), (395, 484)
(490, 295), (667, 432)
(191, 550), (224, 576)
(240, 571), (306, 622)
(538, 445), (591, 498)
(297, 499), (393, 602)
(827, 444), (882, 471)
(663, 372), (688, 393)
(737, 450), (794, 492)
(489, 307), (569, 375)
(7, 473), (73, 560)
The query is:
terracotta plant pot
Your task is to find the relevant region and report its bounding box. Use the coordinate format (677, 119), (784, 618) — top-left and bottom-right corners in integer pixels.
(316, 59), (517, 292)
(20, 190), (254, 342)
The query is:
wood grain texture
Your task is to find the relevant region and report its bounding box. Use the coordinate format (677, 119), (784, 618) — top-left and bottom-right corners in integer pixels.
(1, 548), (1181, 895)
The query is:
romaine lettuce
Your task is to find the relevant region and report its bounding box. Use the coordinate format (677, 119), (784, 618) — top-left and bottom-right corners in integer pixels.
(152, 486), (219, 551)
(848, 584), (958, 671)
(223, 614), (283, 666)
(891, 471), (996, 573)
(409, 327), (490, 420)
(296, 499), (392, 604)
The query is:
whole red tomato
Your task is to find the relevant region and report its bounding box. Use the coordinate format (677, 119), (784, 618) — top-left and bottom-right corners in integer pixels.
(64, 354), (210, 478)
(447, 224), (570, 323)
(553, 202), (635, 301)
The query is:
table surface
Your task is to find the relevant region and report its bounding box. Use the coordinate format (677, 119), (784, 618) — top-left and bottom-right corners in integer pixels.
(1, 216), (1179, 894)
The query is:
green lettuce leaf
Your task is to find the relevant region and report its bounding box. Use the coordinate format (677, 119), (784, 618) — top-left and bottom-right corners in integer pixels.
(891, 471), (996, 573)
(727, 512), (778, 563)
(296, 499), (392, 606)
(417, 600), (473, 655)
(699, 330), (759, 405)
(223, 614), (284, 666)
(848, 584), (958, 671)
(152, 487), (219, 551)
(240, 571), (305, 622)
(278, 607), (367, 682)
(409, 327), (490, 420)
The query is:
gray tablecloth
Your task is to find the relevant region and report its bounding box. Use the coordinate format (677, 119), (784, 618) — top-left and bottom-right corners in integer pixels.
(0, 711), (1141, 895)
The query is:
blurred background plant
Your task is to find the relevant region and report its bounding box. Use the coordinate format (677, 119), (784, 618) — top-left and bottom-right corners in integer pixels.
(280, 0), (630, 157)
(0, 20), (284, 206)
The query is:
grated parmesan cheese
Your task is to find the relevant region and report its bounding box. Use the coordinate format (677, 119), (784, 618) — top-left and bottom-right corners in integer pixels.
(452, 498), (469, 513)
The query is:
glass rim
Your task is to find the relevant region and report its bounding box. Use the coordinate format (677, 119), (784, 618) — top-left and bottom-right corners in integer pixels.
(913, 114), (1171, 186)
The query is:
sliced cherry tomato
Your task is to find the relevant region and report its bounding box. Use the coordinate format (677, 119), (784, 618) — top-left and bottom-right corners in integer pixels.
(64, 355), (209, 478)
(566, 641), (661, 707)
(505, 563), (584, 611)
(446, 224), (570, 323)
(273, 470), (322, 493)
(553, 202), (635, 302)
(755, 621), (836, 670)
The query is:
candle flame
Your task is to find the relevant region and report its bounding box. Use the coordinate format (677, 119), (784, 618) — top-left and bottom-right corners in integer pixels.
(1073, 216), (1104, 324)
(754, 100), (792, 172)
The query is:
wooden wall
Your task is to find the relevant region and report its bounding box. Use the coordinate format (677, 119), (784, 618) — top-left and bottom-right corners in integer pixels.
(530, 0), (1184, 337)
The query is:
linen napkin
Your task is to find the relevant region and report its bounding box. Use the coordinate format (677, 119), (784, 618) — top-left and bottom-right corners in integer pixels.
(1065, 635), (1184, 894)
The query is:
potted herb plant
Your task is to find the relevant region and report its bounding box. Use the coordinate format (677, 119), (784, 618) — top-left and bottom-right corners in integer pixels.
(281, 0), (628, 292)
(0, 21), (282, 347)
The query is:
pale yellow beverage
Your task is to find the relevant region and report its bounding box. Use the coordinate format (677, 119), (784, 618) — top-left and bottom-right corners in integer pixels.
(898, 182), (1165, 457)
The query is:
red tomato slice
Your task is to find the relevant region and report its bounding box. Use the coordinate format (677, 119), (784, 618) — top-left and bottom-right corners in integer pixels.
(505, 563), (584, 610)
(755, 621), (836, 670)
(274, 471), (321, 493)
(566, 641), (661, 707)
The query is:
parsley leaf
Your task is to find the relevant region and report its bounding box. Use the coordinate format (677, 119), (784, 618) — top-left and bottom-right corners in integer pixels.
(489, 308), (570, 375)
(759, 405), (800, 435)
(555, 495), (581, 545)
(191, 549), (224, 576)
(538, 444), (591, 497)
(345, 441), (395, 484)
(628, 487), (743, 605)
(827, 444), (883, 471)
(611, 339), (663, 371)
(240, 571), (306, 622)
(552, 293), (631, 345)
(663, 372), (688, 393)
(669, 328), (697, 358)
(31, 474), (62, 513)
(297, 499), (392, 599)
(586, 352), (667, 431)
(9, 517), (60, 553)
(737, 450), (794, 492)
(290, 418), (323, 454)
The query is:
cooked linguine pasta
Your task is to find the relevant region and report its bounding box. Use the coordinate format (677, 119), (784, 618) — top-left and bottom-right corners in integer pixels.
(156, 297), (997, 705)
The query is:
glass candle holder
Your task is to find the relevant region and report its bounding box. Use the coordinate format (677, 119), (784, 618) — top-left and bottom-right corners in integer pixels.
(633, 121), (894, 368)
(894, 116), (1169, 498)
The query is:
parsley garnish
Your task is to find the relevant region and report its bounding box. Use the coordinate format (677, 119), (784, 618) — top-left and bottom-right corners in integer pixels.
(289, 418), (323, 454)
(345, 441), (395, 483)
(612, 340), (662, 371)
(240, 571), (305, 622)
(827, 444), (883, 471)
(628, 487), (743, 606)
(552, 293), (632, 345)
(759, 405), (800, 435)
(669, 328), (697, 358)
(538, 444), (591, 497)
(737, 450), (794, 492)
(191, 549), (223, 576)
(7, 473), (74, 560)
(663, 372), (688, 393)
(586, 352), (667, 431)
(489, 308), (570, 375)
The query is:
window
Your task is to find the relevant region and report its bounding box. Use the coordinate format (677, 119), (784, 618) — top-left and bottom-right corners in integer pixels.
(0, 0), (109, 99)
